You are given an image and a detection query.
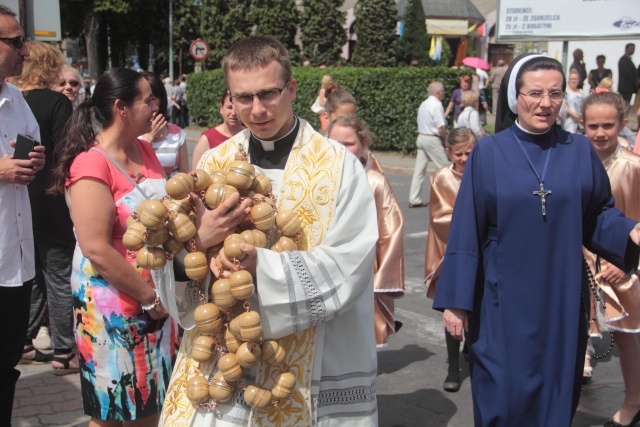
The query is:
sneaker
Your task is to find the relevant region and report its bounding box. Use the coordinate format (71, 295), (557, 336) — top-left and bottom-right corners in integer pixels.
(33, 326), (52, 351)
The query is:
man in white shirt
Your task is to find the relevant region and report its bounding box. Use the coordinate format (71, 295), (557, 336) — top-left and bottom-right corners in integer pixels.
(0, 5), (45, 424)
(408, 81), (450, 208)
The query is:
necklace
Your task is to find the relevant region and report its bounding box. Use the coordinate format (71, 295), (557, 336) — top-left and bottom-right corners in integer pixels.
(512, 129), (552, 219)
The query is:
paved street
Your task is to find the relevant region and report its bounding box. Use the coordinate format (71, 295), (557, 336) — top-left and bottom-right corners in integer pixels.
(11, 130), (635, 426)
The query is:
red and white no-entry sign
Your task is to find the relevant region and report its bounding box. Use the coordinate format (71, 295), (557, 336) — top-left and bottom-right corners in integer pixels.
(190, 39), (210, 61)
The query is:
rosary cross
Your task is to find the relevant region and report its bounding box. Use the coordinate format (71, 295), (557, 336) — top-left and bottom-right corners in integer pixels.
(533, 182), (552, 218)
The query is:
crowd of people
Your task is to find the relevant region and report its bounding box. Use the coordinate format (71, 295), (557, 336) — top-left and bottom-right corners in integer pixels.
(2, 2), (640, 425)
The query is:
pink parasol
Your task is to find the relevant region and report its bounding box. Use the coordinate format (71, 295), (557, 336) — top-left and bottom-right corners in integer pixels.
(462, 57), (490, 71)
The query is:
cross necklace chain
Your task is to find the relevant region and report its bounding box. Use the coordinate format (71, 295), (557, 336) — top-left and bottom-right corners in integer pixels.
(512, 130), (552, 219)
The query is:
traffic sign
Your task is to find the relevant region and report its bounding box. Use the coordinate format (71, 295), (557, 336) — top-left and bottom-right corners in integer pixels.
(190, 39), (210, 61)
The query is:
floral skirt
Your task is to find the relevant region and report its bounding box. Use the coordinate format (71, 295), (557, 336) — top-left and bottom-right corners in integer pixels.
(71, 249), (179, 420)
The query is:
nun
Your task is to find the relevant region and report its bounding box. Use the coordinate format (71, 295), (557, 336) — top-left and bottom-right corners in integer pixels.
(433, 53), (640, 426)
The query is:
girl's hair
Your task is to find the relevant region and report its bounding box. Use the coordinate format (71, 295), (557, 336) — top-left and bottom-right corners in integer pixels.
(324, 84), (356, 115)
(11, 41), (63, 89)
(581, 91), (627, 123)
(461, 91), (479, 108)
(141, 71), (168, 119)
(321, 74), (333, 89)
(515, 56), (566, 94)
(327, 114), (373, 149)
(597, 76), (613, 90)
(446, 127), (476, 149)
(219, 88), (230, 106)
(49, 68), (145, 194)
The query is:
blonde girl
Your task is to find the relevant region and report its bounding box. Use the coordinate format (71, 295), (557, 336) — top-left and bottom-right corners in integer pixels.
(425, 128), (477, 392)
(581, 91), (640, 427)
(328, 115), (405, 347)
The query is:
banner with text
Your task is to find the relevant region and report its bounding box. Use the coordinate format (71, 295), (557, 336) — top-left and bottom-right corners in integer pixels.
(497, 0), (640, 41)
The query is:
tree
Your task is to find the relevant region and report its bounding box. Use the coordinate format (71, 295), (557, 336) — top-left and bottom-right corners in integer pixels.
(300, 0), (346, 66)
(172, 0), (202, 75)
(396, 0), (428, 66)
(251, 0), (301, 64)
(199, 0), (253, 69)
(352, 0), (397, 67)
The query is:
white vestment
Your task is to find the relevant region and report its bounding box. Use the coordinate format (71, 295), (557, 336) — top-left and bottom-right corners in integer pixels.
(159, 119), (379, 427)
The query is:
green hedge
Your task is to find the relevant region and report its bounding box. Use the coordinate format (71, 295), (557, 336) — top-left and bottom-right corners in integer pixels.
(187, 66), (470, 154)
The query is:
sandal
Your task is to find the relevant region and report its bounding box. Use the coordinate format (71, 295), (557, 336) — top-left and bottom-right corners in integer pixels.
(20, 344), (53, 365)
(52, 353), (80, 376)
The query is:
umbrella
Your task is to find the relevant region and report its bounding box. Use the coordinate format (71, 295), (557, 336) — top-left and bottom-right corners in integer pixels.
(462, 57), (490, 70)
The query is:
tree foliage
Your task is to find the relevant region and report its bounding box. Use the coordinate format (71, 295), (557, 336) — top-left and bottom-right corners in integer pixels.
(300, 0), (346, 66)
(200, 0), (253, 70)
(396, 0), (428, 66)
(251, 0), (301, 65)
(352, 0), (398, 67)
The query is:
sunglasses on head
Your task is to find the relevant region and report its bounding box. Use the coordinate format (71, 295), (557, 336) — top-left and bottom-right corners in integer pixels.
(59, 79), (80, 88)
(0, 36), (25, 50)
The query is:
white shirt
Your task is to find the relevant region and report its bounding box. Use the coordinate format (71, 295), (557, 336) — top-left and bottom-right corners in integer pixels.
(476, 69), (489, 90)
(457, 106), (484, 140)
(417, 95), (446, 136)
(0, 82), (39, 287)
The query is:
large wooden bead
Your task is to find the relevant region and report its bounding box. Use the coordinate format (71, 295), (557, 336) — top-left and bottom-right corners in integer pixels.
(275, 210), (302, 237)
(191, 169), (213, 193)
(236, 342), (262, 368)
(209, 170), (228, 186)
(123, 222), (147, 251)
(252, 194), (276, 208)
(250, 203), (275, 231)
(224, 328), (241, 353)
(209, 371), (236, 403)
(271, 372), (296, 400)
(187, 376), (210, 404)
(218, 353), (243, 382)
(144, 225), (170, 247)
(167, 212), (196, 242)
(210, 278), (237, 309)
(191, 335), (216, 363)
(271, 236), (298, 253)
(138, 199), (168, 230)
(250, 173), (272, 196)
(163, 198), (192, 216)
(184, 251), (208, 281)
(223, 233), (247, 262)
(166, 172), (194, 200)
(125, 213), (137, 228)
(136, 246), (167, 270)
(240, 229), (267, 248)
(244, 385), (272, 409)
(239, 311), (263, 342)
(227, 160), (255, 191)
(205, 184), (239, 210)
(229, 270), (255, 300)
(261, 340), (285, 366)
(194, 303), (224, 335)
(163, 236), (184, 254)
(228, 316), (242, 338)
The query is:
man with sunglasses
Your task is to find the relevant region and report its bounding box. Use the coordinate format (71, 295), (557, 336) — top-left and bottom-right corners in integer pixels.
(161, 36), (379, 426)
(0, 5), (46, 426)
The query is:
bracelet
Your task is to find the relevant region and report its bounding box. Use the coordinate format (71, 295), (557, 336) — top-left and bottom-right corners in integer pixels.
(141, 289), (160, 312)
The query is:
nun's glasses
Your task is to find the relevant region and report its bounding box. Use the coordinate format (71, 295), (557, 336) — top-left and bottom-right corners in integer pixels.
(518, 91), (566, 103)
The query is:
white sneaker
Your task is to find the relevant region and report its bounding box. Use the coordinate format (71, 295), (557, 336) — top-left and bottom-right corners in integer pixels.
(33, 325), (52, 351)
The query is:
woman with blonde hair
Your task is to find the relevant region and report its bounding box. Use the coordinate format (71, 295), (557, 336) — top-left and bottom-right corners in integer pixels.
(11, 41), (77, 373)
(456, 91), (485, 140)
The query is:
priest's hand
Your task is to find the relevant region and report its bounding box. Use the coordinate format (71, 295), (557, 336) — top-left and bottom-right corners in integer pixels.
(443, 308), (468, 341)
(192, 191), (252, 250)
(599, 265), (631, 285)
(630, 223), (640, 246)
(215, 244), (257, 278)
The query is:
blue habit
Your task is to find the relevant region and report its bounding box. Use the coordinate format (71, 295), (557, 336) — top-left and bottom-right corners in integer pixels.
(433, 124), (639, 426)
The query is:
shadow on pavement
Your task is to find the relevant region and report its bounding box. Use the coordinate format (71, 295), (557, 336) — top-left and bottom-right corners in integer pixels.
(378, 388), (458, 426)
(378, 344), (435, 375)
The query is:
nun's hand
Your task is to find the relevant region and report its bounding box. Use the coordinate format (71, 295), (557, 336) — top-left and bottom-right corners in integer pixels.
(630, 223), (640, 246)
(443, 308), (468, 341)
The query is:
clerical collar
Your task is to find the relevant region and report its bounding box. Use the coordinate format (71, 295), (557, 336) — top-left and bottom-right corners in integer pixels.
(515, 120), (551, 136)
(248, 116), (300, 170)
